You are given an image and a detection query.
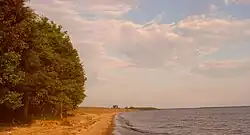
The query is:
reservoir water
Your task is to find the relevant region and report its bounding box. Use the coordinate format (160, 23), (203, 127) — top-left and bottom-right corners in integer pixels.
(113, 107), (250, 135)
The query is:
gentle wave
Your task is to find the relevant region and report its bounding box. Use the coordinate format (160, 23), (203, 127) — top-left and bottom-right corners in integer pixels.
(113, 107), (250, 135)
(113, 113), (170, 135)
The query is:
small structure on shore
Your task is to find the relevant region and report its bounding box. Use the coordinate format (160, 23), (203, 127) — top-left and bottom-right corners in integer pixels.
(112, 105), (119, 109)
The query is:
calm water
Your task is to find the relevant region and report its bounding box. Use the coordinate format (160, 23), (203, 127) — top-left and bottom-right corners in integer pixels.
(113, 107), (250, 135)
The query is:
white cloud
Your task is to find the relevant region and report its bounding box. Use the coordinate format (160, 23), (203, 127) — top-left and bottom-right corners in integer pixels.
(224, 0), (230, 5)
(224, 0), (250, 5)
(101, 15), (250, 69)
(56, 0), (136, 17)
(27, 0), (250, 108)
(192, 59), (250, 77)
(28, 0), (250, 84)
(28, 0), (135, 86)
(209, 4), (219, 12)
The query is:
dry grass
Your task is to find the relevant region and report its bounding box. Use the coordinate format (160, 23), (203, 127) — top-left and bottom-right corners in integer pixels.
(0, 107), (133, 135)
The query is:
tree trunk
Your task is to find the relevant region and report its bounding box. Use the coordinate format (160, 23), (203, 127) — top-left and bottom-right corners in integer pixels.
(23, 92), (29, 117)
(41, 107), (44, 117)
(60, 101), (63, 119)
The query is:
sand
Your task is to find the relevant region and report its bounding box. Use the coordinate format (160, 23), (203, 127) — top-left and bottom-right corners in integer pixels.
(0, 107), (129, 135)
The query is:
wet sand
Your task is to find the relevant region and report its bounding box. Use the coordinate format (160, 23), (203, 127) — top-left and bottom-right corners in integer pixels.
(0, 107), (130, 135)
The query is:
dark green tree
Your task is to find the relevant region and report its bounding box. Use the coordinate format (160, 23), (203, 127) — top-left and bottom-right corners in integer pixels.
(0, 0), (86, 121)
(0, 0), (33, 112)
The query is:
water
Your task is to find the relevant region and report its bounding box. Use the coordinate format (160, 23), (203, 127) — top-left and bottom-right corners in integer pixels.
(113, 107), (250, 135)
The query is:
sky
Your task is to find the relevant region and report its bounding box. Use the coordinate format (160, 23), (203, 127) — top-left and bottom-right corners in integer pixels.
(29, 0), (250, 108)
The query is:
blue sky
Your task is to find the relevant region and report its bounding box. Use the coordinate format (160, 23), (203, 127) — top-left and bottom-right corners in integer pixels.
(125, 0), (250, 23)
(126, 0), (220, 23)
(29, 0), (250, 108)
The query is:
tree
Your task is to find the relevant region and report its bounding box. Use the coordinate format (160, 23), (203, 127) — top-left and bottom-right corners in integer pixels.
(0, 0), (86, 122)
(0, 0), (32, 112)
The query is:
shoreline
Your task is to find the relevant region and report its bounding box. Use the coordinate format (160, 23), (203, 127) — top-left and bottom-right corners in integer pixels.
(103, 113), (117, 135)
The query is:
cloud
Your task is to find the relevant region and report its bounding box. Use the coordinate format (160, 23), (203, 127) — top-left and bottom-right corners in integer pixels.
(28, 0), (250, 108)
(28, 0), (134, 85)
(56, 0), (136, 17)
(29, 0), (250, 81)
(225, 0), (250, 5)
(224, 0), (230, 5)
(103, 15), (250, 69)
(209, 4), (219, 12)
(192, 59), (250, 77)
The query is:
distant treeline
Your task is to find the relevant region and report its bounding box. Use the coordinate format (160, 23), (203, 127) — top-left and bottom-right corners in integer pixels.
(125, 106), (159, 110)
(0, 0), (86, 123)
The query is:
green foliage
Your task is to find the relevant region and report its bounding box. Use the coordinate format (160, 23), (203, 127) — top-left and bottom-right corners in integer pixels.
(0, 91), (23, 110)
(0, 52), (25, 85)
(0, 0), (86, 121)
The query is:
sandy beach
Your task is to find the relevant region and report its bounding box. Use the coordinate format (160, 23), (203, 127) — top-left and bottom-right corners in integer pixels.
(0, 107), (129, 135)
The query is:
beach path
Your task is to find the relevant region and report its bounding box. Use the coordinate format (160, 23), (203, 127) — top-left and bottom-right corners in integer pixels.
(0, 108), (126, 135)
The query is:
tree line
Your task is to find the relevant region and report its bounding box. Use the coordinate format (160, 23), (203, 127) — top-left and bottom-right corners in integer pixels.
(0, 0), (86, 123)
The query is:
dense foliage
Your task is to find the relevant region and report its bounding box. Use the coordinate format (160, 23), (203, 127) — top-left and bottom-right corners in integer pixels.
(0, 0), (86, 122)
